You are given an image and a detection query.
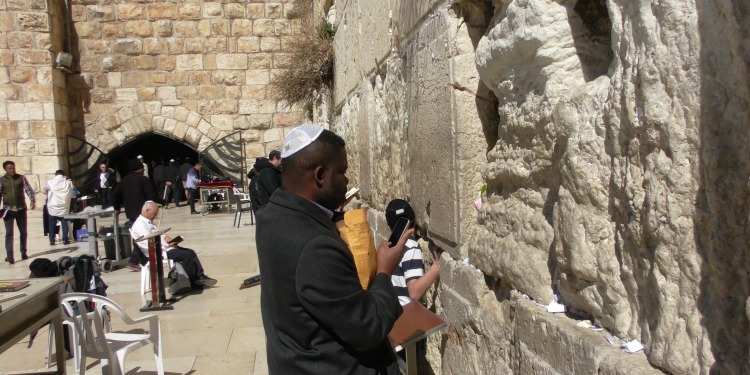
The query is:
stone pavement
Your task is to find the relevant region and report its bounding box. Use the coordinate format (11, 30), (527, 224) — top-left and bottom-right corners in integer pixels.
(0, 204), (266, 374)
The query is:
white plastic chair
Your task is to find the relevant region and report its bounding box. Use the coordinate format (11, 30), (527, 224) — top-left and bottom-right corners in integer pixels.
(47, 305), (112, 372)
(60, 293), (164, 375)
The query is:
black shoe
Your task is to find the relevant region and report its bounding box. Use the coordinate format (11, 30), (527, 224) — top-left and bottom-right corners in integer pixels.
(21, 254), (28, 260)
(63, 240), (70, 245)
(191, 211), (200, 215)
(50, 242), (55, 246)
(5, 257), (14, 265)
(197, 275), (217, 287)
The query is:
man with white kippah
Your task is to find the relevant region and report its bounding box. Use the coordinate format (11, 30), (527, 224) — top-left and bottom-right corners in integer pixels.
(137, 155), (149, 178)
(256, 124), (410, 374)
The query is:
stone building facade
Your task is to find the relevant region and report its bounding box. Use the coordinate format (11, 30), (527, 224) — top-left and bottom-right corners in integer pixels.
(1, 0), (305, 203)
(330, 0), (749, 374)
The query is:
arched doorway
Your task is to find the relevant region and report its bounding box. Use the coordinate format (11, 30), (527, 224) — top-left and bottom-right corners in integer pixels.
(108, 133), (198, 180)
(67, 132), (246, 196)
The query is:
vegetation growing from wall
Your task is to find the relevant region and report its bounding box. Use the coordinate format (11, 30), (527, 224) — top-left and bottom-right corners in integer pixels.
(269, 0), (335, 107)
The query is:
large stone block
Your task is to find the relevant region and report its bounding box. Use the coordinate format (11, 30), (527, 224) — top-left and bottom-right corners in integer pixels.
(16, 12), (48, 31)
(29, 120), (55, 137)
(231, 19), (254, 36)
(147, 4), (176, 20)
(175, 54), (203, 70)
(253, 19), (274, 36)
(116, 4), (143, 20)
(216, 53), (247, 70)
(177, 3), (201, 20)
(246, 4), (264, 19)
(0, 121), (18, 138)
(126, 20), (151, 38)
(202, 2), (222, 18)
(7, 31), (32, 48)
(31, 155), (60, 175)
(112, 39), (142, 55)
(16, 49), (50, 65)
(213, 70), (244, 86)
(224, 3), (245, 19)
(245, 69), (269, 85)
(86, 5), (114, 22)
(101, 23), (125, 38)
(7, 103), (43, 121)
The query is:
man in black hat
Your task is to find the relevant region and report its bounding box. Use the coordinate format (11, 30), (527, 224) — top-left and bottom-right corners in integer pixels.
(113, 159), (156, 224)
(113, 159), (156, 269)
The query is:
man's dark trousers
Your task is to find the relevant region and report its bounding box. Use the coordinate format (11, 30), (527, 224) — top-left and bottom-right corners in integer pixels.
(187, 188), (198, 213)
(4, 209), (28, 260)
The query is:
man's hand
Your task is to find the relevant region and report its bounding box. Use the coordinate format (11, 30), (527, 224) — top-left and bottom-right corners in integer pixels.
(166, 181), (171, 186)
(29, 202), (35, 210)
(376, 228), (414, 276)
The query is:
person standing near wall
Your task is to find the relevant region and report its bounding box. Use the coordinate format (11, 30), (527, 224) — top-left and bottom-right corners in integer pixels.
(0, 160), (36, 264)
(163, 159), (180, 209)
(256, 124), (408, 374)
(185, 162), (202, 215)
(179, 157), (193, 206)
(45, 170), (74, 246)
(256, 150), (282, 207)
(153, 159), (166, 204)
(93, 163), (116, 208)
(137, 155), (149, 178)
(385, 199), (441, 306)
(113, 160), (156, 224)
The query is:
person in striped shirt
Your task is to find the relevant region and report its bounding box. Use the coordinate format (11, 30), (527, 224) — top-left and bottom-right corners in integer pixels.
(385, 199), (441, 306)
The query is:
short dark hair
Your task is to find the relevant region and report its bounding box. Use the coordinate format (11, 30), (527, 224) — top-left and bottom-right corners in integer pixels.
(2, 161), (14, 169)
(282, 130), (345, 175)
(269, 150), (281, 160)
(55, 170), (64, 176)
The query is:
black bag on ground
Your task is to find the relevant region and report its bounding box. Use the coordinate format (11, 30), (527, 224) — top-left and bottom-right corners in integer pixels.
(168, 262), (192, 295)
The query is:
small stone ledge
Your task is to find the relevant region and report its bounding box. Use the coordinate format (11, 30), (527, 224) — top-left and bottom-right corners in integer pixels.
(515, 299), (665, 374)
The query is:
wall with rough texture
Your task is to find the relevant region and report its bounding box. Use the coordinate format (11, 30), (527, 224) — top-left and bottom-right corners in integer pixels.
(333, 0), (749, 374)
(67, 0), (304, 159)
(1, 0), (306, 196)
(0, 0), (71, 203)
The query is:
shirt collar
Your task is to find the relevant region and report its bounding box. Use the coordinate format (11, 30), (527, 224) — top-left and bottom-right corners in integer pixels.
(309, 200), (334, 219)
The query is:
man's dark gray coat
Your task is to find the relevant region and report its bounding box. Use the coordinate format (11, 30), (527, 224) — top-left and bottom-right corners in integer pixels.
(256, 189), (402, 374)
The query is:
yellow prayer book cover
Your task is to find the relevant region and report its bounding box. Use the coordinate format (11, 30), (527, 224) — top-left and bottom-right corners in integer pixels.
(338, 208), (377, 289)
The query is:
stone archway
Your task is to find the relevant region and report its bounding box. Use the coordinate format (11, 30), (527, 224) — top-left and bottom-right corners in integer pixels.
(85, 103), (228, 155)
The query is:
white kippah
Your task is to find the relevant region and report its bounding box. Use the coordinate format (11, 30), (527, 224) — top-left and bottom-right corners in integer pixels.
(281, 124), (324, 158)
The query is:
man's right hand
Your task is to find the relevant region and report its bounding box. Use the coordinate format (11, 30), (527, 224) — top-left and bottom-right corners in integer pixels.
(376, 228), (414, 276)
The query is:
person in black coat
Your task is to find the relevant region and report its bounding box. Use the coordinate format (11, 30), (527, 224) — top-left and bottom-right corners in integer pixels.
(256, 125), (409, 374)
(255, 150), (281, 208)
(249, 157), (270, 211)
(112, 159), (156, 223)
(163, 159), (181, 208)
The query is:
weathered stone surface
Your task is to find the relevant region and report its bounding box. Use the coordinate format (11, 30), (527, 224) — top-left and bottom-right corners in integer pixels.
(469, 0), (750, 373)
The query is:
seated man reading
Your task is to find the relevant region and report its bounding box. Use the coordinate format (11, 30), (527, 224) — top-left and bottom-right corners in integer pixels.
(131, 201), (217, 288)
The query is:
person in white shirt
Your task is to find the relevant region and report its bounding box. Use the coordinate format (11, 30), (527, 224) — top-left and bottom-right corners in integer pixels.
(137, 155), (149, 178)
(93, 163), (116, 207)
(45, 170), (74, 245)
(131, 201), (216, 288)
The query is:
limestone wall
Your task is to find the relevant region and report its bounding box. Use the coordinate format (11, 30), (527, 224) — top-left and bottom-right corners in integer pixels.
(333, 0), (749, 373)
(0, 0), (70, 203)
(68, 0), (304, 160)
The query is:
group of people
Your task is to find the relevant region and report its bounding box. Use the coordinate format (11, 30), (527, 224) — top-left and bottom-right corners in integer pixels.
(1, 122), (442, 373)
(111, 157), (216, 289)
(255, 124), (442, 374)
